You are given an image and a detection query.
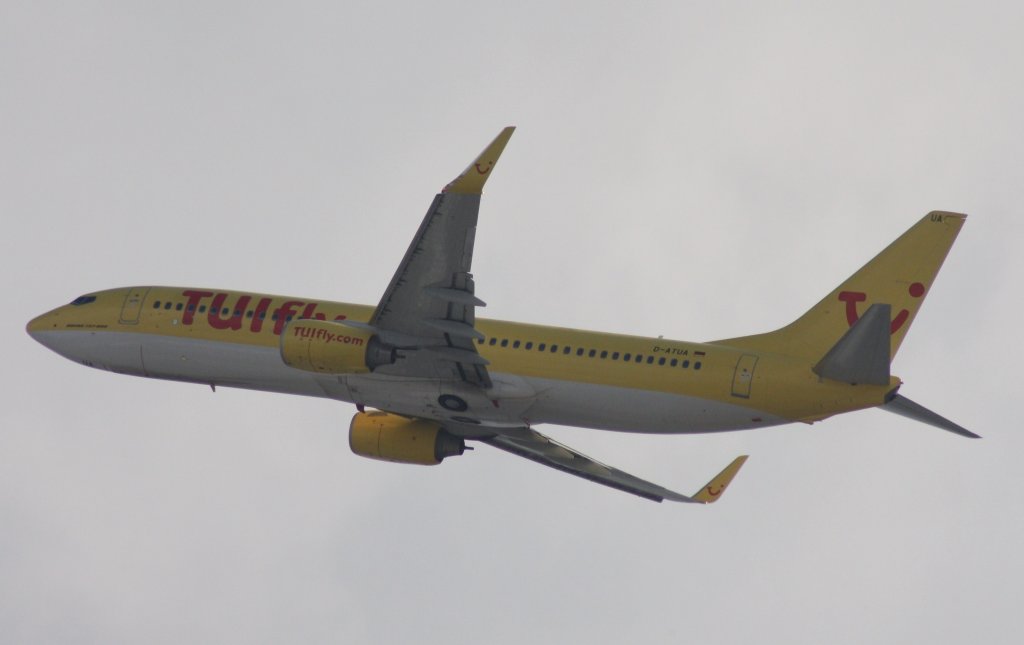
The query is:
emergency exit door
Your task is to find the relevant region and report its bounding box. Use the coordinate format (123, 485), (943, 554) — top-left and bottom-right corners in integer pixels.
(730, 354), (758, 398)
(119, 287), (150, 324)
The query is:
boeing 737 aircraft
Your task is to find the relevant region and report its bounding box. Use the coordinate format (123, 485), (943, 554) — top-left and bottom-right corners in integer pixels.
(27, 127), (976, 503)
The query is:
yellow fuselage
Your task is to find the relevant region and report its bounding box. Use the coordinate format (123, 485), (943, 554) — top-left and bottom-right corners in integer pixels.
(28, 286), (896, 435)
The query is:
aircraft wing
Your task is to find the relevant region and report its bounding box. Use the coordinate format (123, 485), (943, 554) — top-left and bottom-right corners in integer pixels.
(363, 127), (516, 388)
(477, 427), (748, 504)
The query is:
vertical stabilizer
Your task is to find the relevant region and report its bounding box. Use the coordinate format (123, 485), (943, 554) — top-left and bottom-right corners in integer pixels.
(716, 212), (965, 361)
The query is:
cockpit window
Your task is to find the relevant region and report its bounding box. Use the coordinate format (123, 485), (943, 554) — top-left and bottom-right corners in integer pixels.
(70, 295), (97, 306)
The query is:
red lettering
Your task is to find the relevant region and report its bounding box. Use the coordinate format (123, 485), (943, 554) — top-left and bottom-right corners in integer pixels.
(182, 291), (350, 333)
(301, 302), (327, 321)
(838, 291), (867, 326)
(181, 290), (213, 325)
(208, 293), (250, 331)
(839, 286), (922, 335)
(250, 297), (272, 333)
(273, 301), (303, 335)
(890, 310), (909, 334)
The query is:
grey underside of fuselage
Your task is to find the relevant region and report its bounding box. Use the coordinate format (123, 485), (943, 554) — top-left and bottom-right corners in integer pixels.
(35, 330), (784, 435)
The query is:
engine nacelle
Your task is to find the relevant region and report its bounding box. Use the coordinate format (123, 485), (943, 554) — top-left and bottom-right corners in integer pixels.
(349, 411), (466, 465)
(280, 319), (373, 374)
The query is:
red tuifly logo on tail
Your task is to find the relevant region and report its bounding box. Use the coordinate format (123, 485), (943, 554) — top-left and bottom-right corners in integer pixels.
(838, 282), (925, 334)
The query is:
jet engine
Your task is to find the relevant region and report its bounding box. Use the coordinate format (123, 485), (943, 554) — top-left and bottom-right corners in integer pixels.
(349, 411), (466, 465)
(280, 319), (374, 374)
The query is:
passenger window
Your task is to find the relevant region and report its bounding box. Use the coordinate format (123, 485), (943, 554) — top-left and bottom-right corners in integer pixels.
(153, 301), (161, 309)
(564, 347), (572, 355)
(694, 362), (703, 370)
(550, 345), (558, 353)
(489, 338), (497, 346)
(600, 350), (608, 359)
(670, 358), (677, 367)
(222, 308), (229, 315)
(612, 352), (619, 360)
(525, 342), (534, 350)
(259, 311), (266, 319)
(176, 303), (183, 311)
(246, 311), (253, 318)
(658, 357), (666, 365)
(682, 360), (690, 368)
(635, 355), (643, 363)
(588, 349), (596, 358)
(187, 303), (196, 312)
(623, 353), (631, 361)
(576, 348), (584, 356)
(199, 305), (207, 313)
(271, 312), (278, 320)
(538, 343), (546, 351)
(513, 340), (521, 348)
(501, 339), (509, 347)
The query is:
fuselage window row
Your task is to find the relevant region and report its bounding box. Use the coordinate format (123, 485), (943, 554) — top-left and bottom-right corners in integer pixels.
(152, 301), (302, 324)
(476, 336), (702, 370)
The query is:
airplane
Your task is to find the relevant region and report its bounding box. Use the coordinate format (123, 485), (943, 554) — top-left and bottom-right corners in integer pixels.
(26, 126), (977, 504)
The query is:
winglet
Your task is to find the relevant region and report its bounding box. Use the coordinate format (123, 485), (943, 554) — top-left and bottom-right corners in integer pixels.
(691, 455), (749, 504)
(443, 126), (516, 195)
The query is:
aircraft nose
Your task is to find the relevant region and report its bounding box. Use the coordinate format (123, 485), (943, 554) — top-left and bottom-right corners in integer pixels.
(26, 308), (61, 342)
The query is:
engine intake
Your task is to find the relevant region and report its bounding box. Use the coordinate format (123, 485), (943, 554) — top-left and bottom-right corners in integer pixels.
(349, 411), (466, 465)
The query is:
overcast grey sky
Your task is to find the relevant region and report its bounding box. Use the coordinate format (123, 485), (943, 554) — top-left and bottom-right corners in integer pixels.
(3, 2), (1022, 643)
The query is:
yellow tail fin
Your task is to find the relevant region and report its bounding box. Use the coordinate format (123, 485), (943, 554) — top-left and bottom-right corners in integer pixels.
(717, 212), (966, 361)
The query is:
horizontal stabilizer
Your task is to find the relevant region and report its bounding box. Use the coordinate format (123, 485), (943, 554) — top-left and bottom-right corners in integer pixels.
(813, 303), (891, 385)
(881, 393), (979, 438)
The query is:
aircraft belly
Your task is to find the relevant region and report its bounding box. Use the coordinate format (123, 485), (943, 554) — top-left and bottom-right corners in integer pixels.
(520, 377), (784, 434)
(38, 330), (349, 399)
(31, 330), (145, 376)
(34, 331), (781, 433)
(140, 334), (331, 396)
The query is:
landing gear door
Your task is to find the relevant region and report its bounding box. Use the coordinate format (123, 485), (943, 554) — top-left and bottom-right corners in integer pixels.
(730, 354), (758, 399)
(119, 287), (150, 324)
